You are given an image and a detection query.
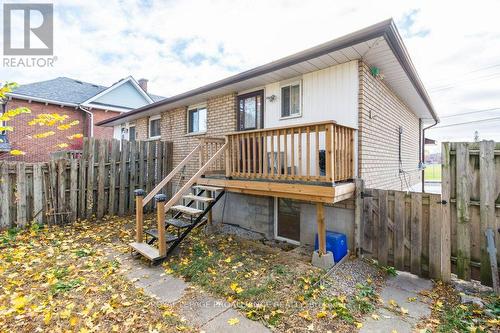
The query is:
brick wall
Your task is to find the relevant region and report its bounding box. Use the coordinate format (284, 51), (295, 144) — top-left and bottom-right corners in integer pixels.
(92, 109), (119, 139)
(134, 92), (237, 179)
(358, 61), (421, 190)
(0, 99), (86, 162)
(0, 99), (120, 162)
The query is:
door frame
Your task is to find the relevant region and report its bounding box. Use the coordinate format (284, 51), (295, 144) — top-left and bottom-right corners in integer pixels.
(236, 90), (264, 131)
(273, 197), (301, 245)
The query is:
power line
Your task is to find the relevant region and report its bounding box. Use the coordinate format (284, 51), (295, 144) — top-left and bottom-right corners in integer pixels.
(428, 62), (500, 87)
(440, 107), (500, 118)
(434, 116), (500, 129)
(429, 71), (500, 92)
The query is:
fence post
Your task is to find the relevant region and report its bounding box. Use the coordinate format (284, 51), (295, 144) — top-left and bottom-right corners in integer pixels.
(155, 194), (167, 257)
(134, 189), (145, 243)
(456, 142), (471, 281)
(441, 142), (452, 282)
(0, 162), (9, 229)
(479, 140), (495, 286)
(354, 178), (364, 257)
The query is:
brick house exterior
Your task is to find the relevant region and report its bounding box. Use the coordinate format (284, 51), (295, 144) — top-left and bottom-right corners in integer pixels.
(0, 99), (119, 162)
(0, 76), (163, 162)
(128, 61), (422, 191)
(358, 62), (421, 190)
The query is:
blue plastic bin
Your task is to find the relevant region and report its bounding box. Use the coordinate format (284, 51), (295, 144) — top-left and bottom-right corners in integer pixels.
(314, 231), (347, 263)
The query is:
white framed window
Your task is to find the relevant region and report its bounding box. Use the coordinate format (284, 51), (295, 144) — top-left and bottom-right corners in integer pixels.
(148, 115), (161, 139)
(280, 81), (301, 118)
(128, 125), (136, 141)
(187, 105), (207, 134)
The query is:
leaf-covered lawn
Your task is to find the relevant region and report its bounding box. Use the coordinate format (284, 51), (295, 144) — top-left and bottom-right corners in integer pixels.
(418, 281), (499, 332)
(164, 229), (384, 332)
(0, 218), (190, 332)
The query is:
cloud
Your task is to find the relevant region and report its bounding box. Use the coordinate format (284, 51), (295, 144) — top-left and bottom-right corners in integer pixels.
(1, 0), (500, 142)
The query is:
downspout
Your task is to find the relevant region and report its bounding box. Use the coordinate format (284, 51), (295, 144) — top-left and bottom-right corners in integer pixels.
(421, 118), (439, 192)
(78, 105), (93, 137)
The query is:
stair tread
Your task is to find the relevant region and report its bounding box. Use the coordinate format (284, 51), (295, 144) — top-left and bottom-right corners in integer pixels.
(171, 205), (203, 216)
(193, 185), (224, 192)
(129, 242), (163, 260)
(166, 218), (193, 228)
(145, 230), (179, 242)
(183, 194), (215, 203)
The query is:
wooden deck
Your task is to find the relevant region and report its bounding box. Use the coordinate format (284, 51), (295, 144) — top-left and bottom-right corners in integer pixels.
(197, 177), (355, 203)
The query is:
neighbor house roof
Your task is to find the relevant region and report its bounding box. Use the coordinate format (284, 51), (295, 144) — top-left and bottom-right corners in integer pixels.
(97, 18), (438, 127)
(8, 77), (165, 109)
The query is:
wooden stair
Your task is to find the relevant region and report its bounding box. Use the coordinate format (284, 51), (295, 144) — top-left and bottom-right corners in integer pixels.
(130, 138), (228, 263)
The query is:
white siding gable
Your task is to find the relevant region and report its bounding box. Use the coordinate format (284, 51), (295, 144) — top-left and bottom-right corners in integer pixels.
(91, 81), (150, 109)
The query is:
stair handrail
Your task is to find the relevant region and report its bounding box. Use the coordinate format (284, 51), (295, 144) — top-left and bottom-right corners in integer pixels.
(163, 142), (228, 212)
(143, 143), (202, 207)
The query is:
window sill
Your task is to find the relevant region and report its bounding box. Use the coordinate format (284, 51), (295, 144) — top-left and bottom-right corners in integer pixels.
(146, 136), (161, 141)
(184, 131), (207, 137)
(280, 114), (302, 120)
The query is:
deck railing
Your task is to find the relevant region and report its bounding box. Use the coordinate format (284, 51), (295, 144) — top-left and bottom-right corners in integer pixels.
(224, 121), (355, 183)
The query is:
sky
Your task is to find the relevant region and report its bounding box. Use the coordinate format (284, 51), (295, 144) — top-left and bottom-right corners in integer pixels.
(1, 0), (500, 146)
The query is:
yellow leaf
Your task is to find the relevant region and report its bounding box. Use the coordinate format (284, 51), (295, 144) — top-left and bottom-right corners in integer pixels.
(316, 311), (327, 318)
(400, 307), (408, 315)
(389, 299), (398, 307)
(10, 149), (25, 156)
(56, 143), (69, 148)
(227, 317), (240, 325)
(298, 310), (312, 321)
(371, 313), (380, 320)
(407, 297), (417, 302)
(60, 308), (72, 319)
(43, 311), (52, 325)
(391, 330), (398, 333)
(224, 257), (232, 263)
(435, 300), (443, 308)
(355, 322), (363, 329)
(11, 295), (28, 310)
(70, 316), (79, 326)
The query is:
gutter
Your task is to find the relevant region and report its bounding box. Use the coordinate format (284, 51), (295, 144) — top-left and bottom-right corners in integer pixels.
(421, 118), (439, 192)
(78, 105), (94, 137)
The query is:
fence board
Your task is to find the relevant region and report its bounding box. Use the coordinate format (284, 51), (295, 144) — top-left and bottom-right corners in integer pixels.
(97, 142), (106, 218)
(410, 192), (422, 275)
(129, 141), (137, 213)
(57, 159), (67, 223)
(456, 142), (471, 280)
(33, 163), (43, 224)
(70, 159), (78, 221)
(394, 191), (405, 270)
(378, 190), (388, 266)
(108, 140), (119, 215)
(441, 142), (452, 282)
(118, 140), (128, 216)
(479, 141), (495, 286)
(0, 163), (9, 228)
(16, 163), (27, 227)
(429, 197), (442, 279)
(86, 138), (95, 218)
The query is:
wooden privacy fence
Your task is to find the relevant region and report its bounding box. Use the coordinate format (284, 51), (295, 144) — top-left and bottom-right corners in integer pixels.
(361, 188), (449, 281)
(0, 138), (172, 229)
(442, 141), (500, 287)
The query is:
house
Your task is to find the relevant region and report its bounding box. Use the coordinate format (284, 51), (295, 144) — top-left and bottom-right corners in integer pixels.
(97, 19), (439, 266)
(0, 76), (164, 162)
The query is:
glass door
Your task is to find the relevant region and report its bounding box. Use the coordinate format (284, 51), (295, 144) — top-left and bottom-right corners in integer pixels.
(237, 91), (264, 173)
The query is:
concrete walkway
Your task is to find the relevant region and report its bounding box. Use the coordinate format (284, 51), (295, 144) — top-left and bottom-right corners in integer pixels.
(361, 272), (433, 333)
(109, 250), (270, 333)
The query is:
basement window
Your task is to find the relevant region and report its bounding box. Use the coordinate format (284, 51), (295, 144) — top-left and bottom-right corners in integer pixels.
(281, 81), (301, 118)
(188, 106), (207, 134)
(149, 116), (161, 139)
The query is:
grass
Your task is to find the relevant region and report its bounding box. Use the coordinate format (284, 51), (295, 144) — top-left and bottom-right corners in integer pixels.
(418, 281), (499, 332)
(164, 228), (383, 331)
(424, 163), (442, 181)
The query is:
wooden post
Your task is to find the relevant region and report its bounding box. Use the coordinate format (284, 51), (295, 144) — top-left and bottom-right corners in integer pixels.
(206, 190), (213, 225)
(456, 142), (471, 280)
(155, 194), (167, 257)
(378, 190), (389, 267)
(33, 163), (44, 225)
(316, 203), (326, 256)
(16, 162), (27, 227)
(225, 136), (231, 178)
(0, 162), (10, 229)
(479, 140), (495, 286)
(354, 178), (364, 257)
(441, 142), (452, 282)
(134, 189), (145, 243)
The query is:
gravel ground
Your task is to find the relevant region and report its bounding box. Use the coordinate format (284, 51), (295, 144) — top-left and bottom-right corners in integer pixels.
(321, 257), (385, 297)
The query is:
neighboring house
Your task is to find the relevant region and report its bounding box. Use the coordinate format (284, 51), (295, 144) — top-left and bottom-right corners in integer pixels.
(97, 19), (439, 260)
(0, 76), (164, 162)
